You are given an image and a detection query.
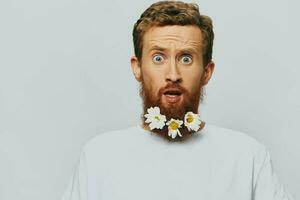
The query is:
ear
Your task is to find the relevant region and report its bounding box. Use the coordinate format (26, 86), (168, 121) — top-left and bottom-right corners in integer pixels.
(202, 61), (215, 85)
(130, 56), (142, 82)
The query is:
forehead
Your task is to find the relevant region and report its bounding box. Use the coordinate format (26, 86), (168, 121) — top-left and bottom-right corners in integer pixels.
(143, 25), (203, 51)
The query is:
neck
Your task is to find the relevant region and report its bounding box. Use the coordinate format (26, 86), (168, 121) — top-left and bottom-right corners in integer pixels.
(140, 119), (206, 142)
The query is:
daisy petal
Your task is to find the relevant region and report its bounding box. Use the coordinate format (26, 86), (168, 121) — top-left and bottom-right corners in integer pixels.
(177, 130), (182, 137)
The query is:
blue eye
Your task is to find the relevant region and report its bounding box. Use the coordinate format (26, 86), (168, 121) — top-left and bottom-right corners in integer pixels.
(153, 54), (164, 63)
(181, 55), (192, 65)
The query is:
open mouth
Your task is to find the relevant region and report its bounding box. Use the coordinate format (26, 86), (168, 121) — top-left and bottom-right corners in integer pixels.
(163, 89), (183, 103)
(164, 90), (182, 96)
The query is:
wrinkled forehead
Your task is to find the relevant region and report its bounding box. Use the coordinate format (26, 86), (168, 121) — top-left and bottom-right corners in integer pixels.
(143, 25), (203, 53)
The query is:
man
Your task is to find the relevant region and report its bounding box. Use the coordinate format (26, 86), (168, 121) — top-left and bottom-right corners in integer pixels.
(62, 1), (294, 199)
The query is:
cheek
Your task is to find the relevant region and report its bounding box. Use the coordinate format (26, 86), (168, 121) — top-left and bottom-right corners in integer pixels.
(182, 70), (203, 91)
(141, 68), (164, 94)
(146, 79), (163, 96)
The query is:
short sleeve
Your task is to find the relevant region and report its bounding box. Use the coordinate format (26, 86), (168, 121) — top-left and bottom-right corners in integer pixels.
(62, 150), (88, 200)
(253, 147), (294, 200)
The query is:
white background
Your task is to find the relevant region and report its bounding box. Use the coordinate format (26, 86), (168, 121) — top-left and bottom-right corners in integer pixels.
(0, 0), (299, 199)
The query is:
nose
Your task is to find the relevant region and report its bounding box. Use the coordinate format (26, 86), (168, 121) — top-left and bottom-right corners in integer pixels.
(165, 60), (182, 83)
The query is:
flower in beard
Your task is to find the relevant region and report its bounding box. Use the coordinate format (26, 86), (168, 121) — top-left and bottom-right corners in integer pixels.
(140, 78), (205, 140)
(166, 118), (183, 139)
(144, 106), (167, 130)
(184, 111), (202, 132)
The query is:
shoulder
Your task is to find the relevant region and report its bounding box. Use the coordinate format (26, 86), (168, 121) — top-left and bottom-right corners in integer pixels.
(81, 125), (141, 154)
(203, 123), (267, 156)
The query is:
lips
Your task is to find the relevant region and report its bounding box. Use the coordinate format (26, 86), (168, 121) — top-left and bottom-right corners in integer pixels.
(163, 89), (183, 104)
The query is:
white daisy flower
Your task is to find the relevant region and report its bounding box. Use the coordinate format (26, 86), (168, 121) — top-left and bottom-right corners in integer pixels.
(144, 106), (167, 130)
(184, 111), (202, 132)
(166, 118), (183, 139)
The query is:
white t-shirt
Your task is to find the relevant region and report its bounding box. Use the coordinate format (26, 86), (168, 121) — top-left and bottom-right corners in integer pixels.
(62, 123), (294, 200)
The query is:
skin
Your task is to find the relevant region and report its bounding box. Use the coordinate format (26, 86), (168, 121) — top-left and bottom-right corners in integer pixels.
(131, 25), (215, 109)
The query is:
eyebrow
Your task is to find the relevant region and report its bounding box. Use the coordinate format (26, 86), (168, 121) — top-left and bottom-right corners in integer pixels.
(148, 45), (199, 54)
(149, 45), (167, 52)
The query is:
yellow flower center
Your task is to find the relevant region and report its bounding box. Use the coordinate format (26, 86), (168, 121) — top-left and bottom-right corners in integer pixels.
(186, 114), (194, 123)
(169, 121), (179, 130)
(154, 116), (160, 121)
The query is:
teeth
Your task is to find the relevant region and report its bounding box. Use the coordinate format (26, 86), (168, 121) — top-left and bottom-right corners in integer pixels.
(164, 91), (181, 95)
(165, 93), (180, 96)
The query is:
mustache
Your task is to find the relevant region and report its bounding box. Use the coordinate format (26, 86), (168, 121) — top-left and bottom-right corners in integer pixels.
(157, 83), (188, 97)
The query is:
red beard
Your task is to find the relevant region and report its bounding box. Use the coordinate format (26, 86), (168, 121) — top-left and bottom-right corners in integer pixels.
(139, 77), (206, 141)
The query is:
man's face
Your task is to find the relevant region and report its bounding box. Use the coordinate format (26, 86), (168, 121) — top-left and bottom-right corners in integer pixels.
(131, 25), (214, 138)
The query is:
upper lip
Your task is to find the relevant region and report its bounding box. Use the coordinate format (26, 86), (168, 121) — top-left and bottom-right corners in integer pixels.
(163, 88), (182, 95)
